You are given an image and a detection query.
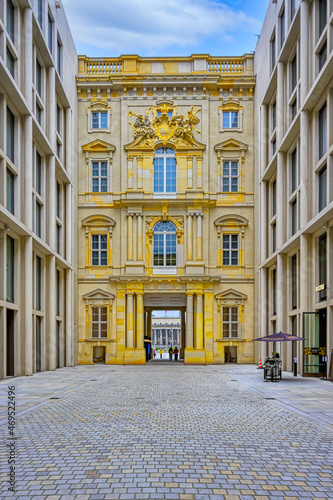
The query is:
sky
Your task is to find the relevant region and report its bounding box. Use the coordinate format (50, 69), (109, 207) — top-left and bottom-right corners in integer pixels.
(62, 0), (270, 58)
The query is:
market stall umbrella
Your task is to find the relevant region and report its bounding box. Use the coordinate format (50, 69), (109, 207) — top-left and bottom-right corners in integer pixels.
(254, 331), (306, 342)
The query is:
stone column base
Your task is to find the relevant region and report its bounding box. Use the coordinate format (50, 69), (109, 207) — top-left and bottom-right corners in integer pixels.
(124, 348), (146, 365)
(184, 348), (206, 365)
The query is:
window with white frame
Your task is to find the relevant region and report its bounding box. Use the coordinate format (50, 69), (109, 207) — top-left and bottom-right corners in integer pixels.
(91, 234), (107, 266)
(153, 148), (176, 194)
(223, 234), (239, 266)
(222, 161), (239, 192)
(222, 307), (238, 338)
(223, 111), (239, 129)
(92, 161), (108, 192)
(92, 112), (108, 130)
(91, 306), (108, 338)
(153, 221), (176, 267)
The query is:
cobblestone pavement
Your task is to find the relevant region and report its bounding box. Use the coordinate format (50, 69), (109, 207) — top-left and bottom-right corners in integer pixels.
(1, 363), (333, 500)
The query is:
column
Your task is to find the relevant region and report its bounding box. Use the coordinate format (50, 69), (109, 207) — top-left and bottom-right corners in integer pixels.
(196, 293), (204, 349)
(48, 66), (56, 149)
(300, 1), (309, 227)
(133, 215), (137, 261)
(181, 309), (186, 358)
(137, 293), (144, 349)
(276, 254), (285, 335)
(197, 214), (203, 261)
(186, 294), (194, 348)
(24, 237), (33, 375)
(137, 157), (143, 189)
(65, 268), (72, 366)
(299, 234), (309, 374)
(187, 215), (193, 261)
(276, 62), (285, 250)
(127, 215), (133, 261)
(137, 214), (143, 260)
(128, 156), (133, 189)
(260, 267), (268, 361)
(48, 256), (56, 370)
(24, 7), (33, 110)
(126, 293), (134, 348)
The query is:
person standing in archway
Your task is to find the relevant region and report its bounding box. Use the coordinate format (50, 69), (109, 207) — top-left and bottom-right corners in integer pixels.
(169, 346), (173, 361)
(174, 347), (179, 361)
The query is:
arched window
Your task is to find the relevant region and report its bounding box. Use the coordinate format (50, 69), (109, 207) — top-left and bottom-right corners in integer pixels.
(153, 221), (176, 267)
(153, 148), (176, 194)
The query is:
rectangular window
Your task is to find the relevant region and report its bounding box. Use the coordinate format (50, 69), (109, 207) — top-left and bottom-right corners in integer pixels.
(291, 98), (297, 120)
(56, 139), (61, 161)
(291, 254), (297, 310)
(57, 38), (62, 76)
(6, 47), (14, 76)
(37, 0), (42, 27)
(222, 307), (238, 338)
(36, 102), (42, 125)
(56, 104), (61, 134)
(48, 14), (53, 53)
(271, 33), (276, 71)
(280, 8), (285, 47)
(91, 307), (108, 338)
(272, 179), (276, 216)
(291, 0), (296, 19)
(36, 201), (42, 237)
(272, 222), (276, 253)
(222, 111), (238, 128)
(319, 0), (327, 35)
(36, 255), (42, 310)
(6, 236), (14, 303)
(56, 181), (61, 218)
(319, 103), (327, 158)
(291, 54), (297, 92)
(6, 107), (15, 163)
(272, 101), (276, 132)
(91, 234), (108, 266)
(291, 148), (297, 192)
(6, 168), (15, 214)
(6, 0), (15, 41)
(92, 161), (108, 192)
(56, 224), (61, 254)
(36, 58), (42, 96)
(56, 269), (60, 316)
(272, 269), (277, 315)
(36, 151), (42, 195)
(291, 199), (297, 235)
(92, 112), (108, 129)
(222, 161), (239, 192)
(272, 138), (276, 156)
(318, 233), (327, 301)
(319, 41), (327, 71)
(319, 165), (327, 212)
(222, 234), (239, 266)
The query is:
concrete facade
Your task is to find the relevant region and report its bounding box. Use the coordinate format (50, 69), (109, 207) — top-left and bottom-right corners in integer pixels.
(254, 0), (333, 375)
(77, 55), (256, 365)
(0, 0), (78, 378)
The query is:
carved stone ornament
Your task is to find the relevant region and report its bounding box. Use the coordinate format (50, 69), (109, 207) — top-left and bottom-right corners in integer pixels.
(127, 103), (204, 149)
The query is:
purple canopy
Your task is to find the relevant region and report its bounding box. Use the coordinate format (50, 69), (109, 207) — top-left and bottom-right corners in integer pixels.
(254, 331), (306, 342)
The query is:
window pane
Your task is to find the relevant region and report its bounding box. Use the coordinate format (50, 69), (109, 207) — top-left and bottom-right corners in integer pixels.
(35, 255), (41, 310)
(6, 47), (14, 76)
(223, 253), (230, 266)
(223, 162), (230, 176)
(92, 113), (99, 129)
(231, 235), (238, 248)
(100, 112), (107, 129)
(223, 178), (230, 192)
(291, 148), (297, 192)
(6, 168), (14, 214)
(291, 55), (297, 91)
(100, 307), (107, 322)
(319, 0), (327, 35)
(231, 324), (238, 338)
(319, 103), (327, 158)
(223, 112), (230, 128)
(48, 14), (53, 52)
(319, 166), (327, 212)
(319, 41), (327, 71)
(7, 0), (15, 41)
(231, 308), (238, 321)
(36, 59), (42, 96)
(6, 236), (15, 303)
(100, 235), (107, 249)
(231, 178), (238, 192)
(6, 107), (15, 162)
(92, 235), (99, 249)
(231, 112), (238, 128)
(36, 202), (41, 237)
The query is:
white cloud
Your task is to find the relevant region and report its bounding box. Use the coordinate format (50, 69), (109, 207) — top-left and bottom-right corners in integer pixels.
(62, 0), (262, 55)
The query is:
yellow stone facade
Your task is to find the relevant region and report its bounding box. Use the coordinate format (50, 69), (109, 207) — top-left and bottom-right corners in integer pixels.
(77, 54), (255, 365)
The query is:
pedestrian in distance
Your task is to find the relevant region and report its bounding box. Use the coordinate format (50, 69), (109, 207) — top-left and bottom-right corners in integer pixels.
(174, 347), (179, 361)
(159, 348), (163, 359)
(169, 346), (173, 361)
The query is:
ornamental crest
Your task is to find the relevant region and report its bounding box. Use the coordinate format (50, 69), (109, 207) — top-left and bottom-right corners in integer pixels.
(128, 102), (201, 148)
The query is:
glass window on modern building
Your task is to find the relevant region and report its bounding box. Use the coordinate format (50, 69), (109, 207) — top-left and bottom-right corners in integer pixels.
(6, 47), (15, 77)
(272, 268), (277, 315)
(57, 37), (62, 76)
(222, 307), (238, 338)
(291, 148), (297, 193)
(6, 168), (15, 214)
(290, 0), (296, 20)
(318, 165), (327, 212)
(6, 106), (15, 163)
(319, 0), (327, 35)
(291, 198), (297, 235)
(319, 103), (327, 158)
(35, 255), (42, 310)
(318, 233), (327, 301)
(272, 179), (277, 216)
(6, 236), (14, 303)
(319, 40), (327, 71)
(36, 0), (43, 27)
(272, 222), (276, 253)
(6, 0), (15, 41)
(48, 13), (53, 53)
(291, 54), (297, 93)
(271, 32), (276, 71)
(280, 7), (285, 48)
(35, 201), (42, 237)
(291, 254), (297, 310)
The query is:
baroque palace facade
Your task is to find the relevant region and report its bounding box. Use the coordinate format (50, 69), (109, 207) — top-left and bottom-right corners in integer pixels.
(77, 55), (255, 365)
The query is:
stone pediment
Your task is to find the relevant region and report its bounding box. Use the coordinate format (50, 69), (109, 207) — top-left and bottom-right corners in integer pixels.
(82, 139), (116, 154)
(83, 289), (115, 301)
(219, 99), (243, 111)
(214, 138), (248, 153)
(214, 214), (249, 228)
(215, 288), (247, 301)
(82, 215), (116, 228)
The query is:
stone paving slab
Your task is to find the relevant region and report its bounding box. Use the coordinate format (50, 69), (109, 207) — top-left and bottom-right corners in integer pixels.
(1, 364), (333, 499)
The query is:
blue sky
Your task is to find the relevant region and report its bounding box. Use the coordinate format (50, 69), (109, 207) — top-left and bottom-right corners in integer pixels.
(63, 0), (270, 57)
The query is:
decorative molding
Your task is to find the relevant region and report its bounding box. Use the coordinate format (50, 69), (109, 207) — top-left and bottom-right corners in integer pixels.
(82, 215), (116, 237)
(82, 139), (116, 154)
